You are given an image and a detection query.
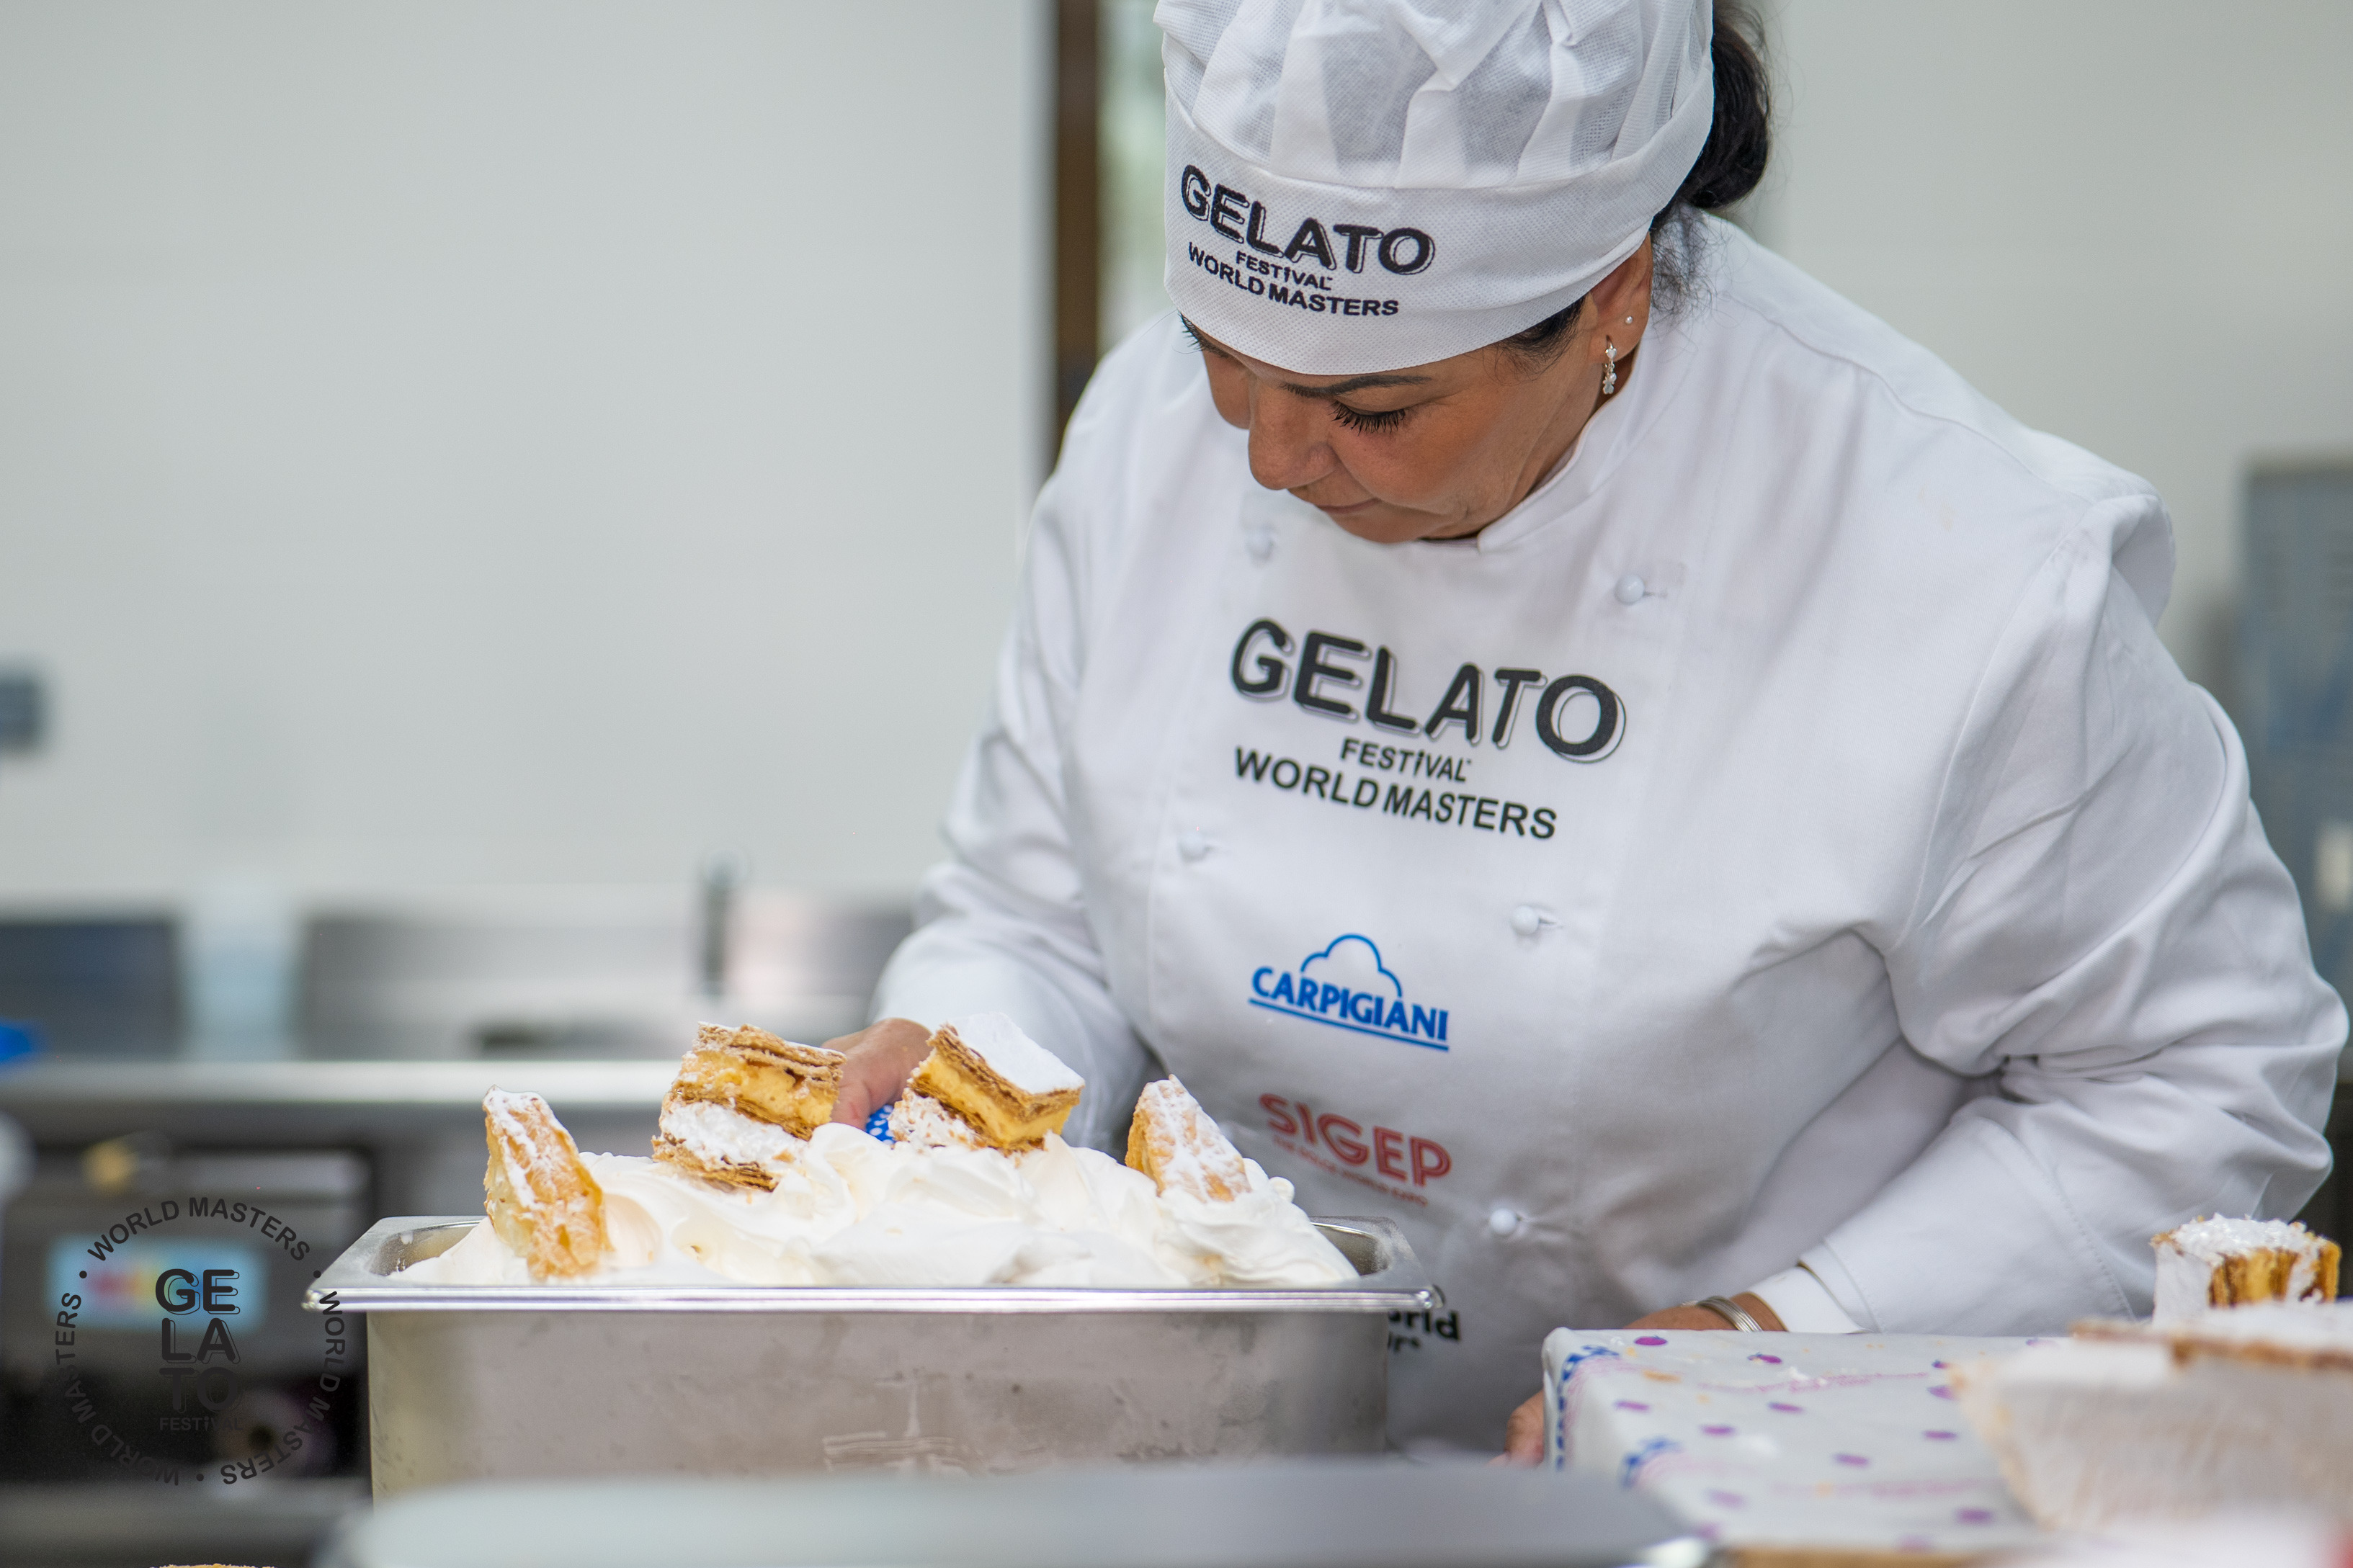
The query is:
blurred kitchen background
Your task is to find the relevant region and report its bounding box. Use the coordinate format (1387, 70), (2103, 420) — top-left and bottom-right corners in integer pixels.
(0, 2), (2347, 1563)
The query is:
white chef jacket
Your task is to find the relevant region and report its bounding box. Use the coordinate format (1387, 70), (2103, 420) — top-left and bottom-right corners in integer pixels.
(873, 218), (2344, 1451)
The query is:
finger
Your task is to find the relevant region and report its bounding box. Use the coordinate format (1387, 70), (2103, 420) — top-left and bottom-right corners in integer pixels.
(825, 1020), (933, 1125)
(1500, 1392), (1545, 1466)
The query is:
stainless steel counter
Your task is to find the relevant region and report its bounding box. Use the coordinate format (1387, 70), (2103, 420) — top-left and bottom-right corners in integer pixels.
(317, 1463), (1696, 1568)
(0, 1058), (669, 1142)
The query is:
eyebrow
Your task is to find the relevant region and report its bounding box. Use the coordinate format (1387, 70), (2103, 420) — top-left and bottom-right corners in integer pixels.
(1183, 318), (1434, 398)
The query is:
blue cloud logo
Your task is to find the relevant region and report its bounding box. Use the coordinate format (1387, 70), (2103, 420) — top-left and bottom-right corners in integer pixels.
(1250, 934), (1449, 1050)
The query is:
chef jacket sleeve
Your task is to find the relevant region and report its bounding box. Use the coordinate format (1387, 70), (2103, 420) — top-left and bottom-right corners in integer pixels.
(1797, 496), (2345, 1334)
(870, 447), (1156, 1154)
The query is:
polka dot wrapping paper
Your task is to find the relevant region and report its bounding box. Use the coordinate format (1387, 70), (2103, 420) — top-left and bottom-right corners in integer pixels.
(1542, 1328), (2053, 1554)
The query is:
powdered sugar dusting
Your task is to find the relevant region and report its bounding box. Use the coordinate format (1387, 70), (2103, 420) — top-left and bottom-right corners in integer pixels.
(947, 1012), (1082, 1096)
(486, 1088), (571, 1210)
(2158, 1216), (2325, 1266)
(1133, 1078), (1251, 1202)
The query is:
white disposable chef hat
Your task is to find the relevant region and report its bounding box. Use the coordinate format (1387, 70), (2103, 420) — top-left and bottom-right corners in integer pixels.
(1159, 0), (1714, 374)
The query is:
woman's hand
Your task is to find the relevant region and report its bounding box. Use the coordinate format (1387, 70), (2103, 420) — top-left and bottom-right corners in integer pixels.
(823, 1017), (935, 1127)
(1496, 1292), (1785, 1465)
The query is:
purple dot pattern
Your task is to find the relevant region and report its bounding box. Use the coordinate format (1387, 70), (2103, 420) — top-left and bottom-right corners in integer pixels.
(1548, 1329), (2032, 1550)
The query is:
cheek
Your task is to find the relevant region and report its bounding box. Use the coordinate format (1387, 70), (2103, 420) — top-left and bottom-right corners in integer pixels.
(1340, 408), (1501, 506)
(1203, 362), (1251, 431)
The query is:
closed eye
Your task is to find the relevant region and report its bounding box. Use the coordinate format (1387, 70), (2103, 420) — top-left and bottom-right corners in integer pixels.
(1331, 402), (1411, 434)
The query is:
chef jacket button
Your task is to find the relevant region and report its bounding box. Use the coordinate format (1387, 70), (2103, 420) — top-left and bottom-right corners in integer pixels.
(1245, 529), (1276, 562)
(1488, 1206), (1524, 1237)
(1613, 573), (1646, 605)
(1177, 830), (1210, 862)
(1509, 904), (1543, 938)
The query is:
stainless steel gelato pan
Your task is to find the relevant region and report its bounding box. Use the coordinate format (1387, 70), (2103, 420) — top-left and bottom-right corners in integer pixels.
(309, 1214), (1437, 1495)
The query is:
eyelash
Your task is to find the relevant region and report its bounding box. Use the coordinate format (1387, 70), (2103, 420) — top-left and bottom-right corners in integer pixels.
(1331, 403), (1411, 434)
(1182, 318), (1411, 434)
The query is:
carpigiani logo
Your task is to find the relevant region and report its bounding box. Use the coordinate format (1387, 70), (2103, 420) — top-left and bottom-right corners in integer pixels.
(1249, 934), (1450, 1052)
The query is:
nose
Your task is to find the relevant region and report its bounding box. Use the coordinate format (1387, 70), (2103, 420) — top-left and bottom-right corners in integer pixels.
(1245, 385), (1338, 494)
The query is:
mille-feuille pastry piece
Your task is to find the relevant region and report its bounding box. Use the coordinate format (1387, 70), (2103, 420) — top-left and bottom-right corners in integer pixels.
(483, 1088), (608, 1280)
(1955, 1302), (2353, 1530)
(901, 1013), (1083, 1151)
(1126, 1076), (1251, 1202)
(887, 1089), (988, 1151)
(651, 1023), (846, 1190)
(2151, 1215), (2340, 1322)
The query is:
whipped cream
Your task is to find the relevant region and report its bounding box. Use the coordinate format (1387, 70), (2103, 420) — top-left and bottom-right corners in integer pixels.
(659, 1098), (804, 1166)
(401, 1123), (1355, 1290)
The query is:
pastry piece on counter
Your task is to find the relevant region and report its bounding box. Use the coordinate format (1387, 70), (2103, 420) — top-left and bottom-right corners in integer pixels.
(2151, 1214), (2339, 1322)
(1952, 1302), (2353, 1531)
(483, 1088), (608, 1280)
(651, 1023), (847, 1189)
(1127, 1076), (1249, 1202)
(901, 1013), (1082, 1150)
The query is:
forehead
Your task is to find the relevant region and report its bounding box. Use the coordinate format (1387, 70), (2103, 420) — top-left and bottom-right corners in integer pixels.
(1187, 319), (1470, 394)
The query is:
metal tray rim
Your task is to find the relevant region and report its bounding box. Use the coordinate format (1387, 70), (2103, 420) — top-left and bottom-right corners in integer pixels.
(306, 1214), (1439, 1314)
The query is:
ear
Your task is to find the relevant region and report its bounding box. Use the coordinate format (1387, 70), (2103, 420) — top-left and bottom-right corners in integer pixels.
(1584, 236), (1656, 367)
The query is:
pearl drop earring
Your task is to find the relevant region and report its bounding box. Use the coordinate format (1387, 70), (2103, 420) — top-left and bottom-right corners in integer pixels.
(1602, 339), (1618, 397)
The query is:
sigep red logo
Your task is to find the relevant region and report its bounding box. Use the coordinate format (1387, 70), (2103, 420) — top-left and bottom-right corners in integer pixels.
(1260, 1093), (1451, 1203)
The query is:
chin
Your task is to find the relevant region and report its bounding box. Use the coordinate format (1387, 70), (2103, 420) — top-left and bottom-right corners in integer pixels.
(1319, 505), (1445, 545)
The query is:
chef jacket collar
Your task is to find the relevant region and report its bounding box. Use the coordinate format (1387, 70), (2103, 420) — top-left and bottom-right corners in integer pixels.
(1459, 283), (1708, 555)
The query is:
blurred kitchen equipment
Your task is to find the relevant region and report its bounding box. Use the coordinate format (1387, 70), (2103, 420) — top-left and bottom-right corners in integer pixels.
(2239, 459), (2353, 1244)
(0, 671), (41, 758)
(318, 1463), (1698, 1568)
(0, 916), (179, 1059)
(299, 889), (910, 1059)
(2243, 461), (2353, 995)
(316, 1215), (1436, 1496)
(0, 1140), (370, 1483)
(0, 1058), (662, 1565)
(182, 877), (300, 1061)
(697, 851), (749, 1000)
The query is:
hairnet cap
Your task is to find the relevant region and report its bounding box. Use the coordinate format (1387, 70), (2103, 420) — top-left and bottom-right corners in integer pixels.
(1159, 0), (1713, 375)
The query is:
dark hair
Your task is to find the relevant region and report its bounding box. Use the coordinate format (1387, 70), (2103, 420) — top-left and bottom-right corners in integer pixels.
(1502, 0), (1771, 365)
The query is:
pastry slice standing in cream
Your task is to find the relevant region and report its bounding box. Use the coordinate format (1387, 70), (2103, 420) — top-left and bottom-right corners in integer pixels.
(1127, 1076), (1249, 1201)
(483, 1088), (607, 1280)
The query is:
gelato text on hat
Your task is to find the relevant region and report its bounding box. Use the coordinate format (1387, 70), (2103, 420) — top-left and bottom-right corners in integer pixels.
(1158, 0), (1715, 375)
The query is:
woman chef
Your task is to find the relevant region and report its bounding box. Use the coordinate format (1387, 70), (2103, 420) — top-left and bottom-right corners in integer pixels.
(823, 0), (2344, 1454)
